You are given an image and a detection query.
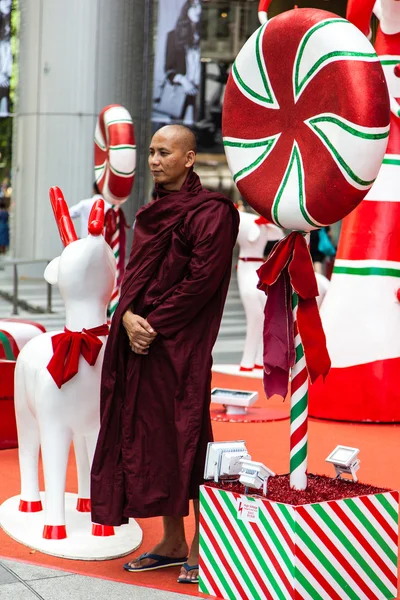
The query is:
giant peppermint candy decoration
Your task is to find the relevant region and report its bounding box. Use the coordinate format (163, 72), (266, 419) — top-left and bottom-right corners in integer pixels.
(223, 9), (390, 231)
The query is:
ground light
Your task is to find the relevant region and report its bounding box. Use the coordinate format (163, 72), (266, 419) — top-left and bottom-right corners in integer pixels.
(238, 459), (275, 496)
(204, 440), (250, 483)
(210, 388), (258, 416)
(325, 445), (360, 482)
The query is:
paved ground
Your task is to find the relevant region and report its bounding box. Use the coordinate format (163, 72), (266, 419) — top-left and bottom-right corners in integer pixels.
(0, 253), (246, 598)
(0, 559), (199, 600)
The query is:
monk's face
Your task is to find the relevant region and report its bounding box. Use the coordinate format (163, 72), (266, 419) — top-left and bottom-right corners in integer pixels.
(149, 129), (195, 191)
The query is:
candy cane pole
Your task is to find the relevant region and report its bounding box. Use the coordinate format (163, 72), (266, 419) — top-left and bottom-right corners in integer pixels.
(290, 291), (308, 490)
(108, 207), (120, 317)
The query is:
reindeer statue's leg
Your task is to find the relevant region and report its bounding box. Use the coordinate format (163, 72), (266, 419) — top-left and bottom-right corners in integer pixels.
(39, 422), (72, 539)
(14, 360), (42, 512)
(73, 434), (91, 512)
(85, 430), (115, 537)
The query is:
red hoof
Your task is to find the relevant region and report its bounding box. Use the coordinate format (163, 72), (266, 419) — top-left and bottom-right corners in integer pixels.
(254, 364), (264, 370)
(92, 523), (115, 537)
(19, 500), (43, 513)
(239, 366), (253, 372)
(76, 498), (91, 512)
(43, 525), (67, 540)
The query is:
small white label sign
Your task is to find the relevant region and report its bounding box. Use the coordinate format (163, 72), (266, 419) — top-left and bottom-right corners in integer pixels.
(237, 499), (259, 523)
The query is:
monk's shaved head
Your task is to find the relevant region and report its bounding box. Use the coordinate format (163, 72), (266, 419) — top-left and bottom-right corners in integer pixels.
(156, 125), (197, 154)
(149, 125), (197, 191)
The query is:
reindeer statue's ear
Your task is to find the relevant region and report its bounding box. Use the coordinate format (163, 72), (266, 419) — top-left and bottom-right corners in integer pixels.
(346, 0), (376, 38)
(44, 257), (60, 285)
(49, 186), (78, 247)
(258, 0), (272, 24)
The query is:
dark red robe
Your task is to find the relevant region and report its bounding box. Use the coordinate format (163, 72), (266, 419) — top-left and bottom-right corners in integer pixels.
(91, 169), (239, 524)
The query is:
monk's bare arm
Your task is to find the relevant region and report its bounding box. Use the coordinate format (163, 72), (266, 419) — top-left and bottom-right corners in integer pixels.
(147, 202), (238, 337)
(122, 309), (157, 354)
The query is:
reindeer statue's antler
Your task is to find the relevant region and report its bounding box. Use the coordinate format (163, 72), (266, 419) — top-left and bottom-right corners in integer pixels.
(88, 198), (105, 236)
(49, 186), (78, 247)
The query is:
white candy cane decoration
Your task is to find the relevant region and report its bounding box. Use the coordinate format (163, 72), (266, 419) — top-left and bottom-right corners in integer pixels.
(108, 207), (121, 317)
(290, 292), (308, 489)
(94, 105), (136, 316)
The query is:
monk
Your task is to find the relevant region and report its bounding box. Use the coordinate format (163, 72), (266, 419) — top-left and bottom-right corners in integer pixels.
(91, 124), (239, 583)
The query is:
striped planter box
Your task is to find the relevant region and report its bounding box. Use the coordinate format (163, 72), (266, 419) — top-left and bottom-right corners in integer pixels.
(199, 484), (399, 600)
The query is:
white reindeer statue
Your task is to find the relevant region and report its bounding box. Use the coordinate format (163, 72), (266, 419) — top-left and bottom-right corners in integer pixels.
(14, 187), (116, 541)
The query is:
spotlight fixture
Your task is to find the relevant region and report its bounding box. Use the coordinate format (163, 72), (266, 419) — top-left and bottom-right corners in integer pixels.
(239, 459), (275, 496)
(325, 445), (360, 482)
(211, 388), (258, 416)
(204, 440), (250, 483)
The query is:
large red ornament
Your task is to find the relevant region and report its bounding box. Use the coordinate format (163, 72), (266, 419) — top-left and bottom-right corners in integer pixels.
(223, 9), (390, 231)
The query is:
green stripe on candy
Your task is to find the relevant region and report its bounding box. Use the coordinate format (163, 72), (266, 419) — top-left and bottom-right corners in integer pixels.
(0, 332), (16, 360)
(232, 61), (273, 105)
(220, 492), (292, 598)
(308, 124), (377, 187)
(295, 343), (304, 363)
(334, 266), (400, 277)
(200, 493), (266, 599)
(290, 439), (307, 473)
(105, 119), (133, 126)
(255, 23), (274, 102)
(382, 157), (400, 166)
(312, 503), (394, 596)
(290, 391), (307, 424)
(232, 140), (275, 183)
(344, 498), (398, 566)
(308, 115), (389, 141)
(375, 494), (399, 524)
(294, 19), (377, 96)
(109, 145), (137, 151)
(272, 144), (320, 229)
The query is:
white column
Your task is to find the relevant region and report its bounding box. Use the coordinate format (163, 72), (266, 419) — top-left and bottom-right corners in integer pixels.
(12, 0), (152, 264)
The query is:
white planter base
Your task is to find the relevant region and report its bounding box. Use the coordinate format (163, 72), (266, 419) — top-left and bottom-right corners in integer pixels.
(0, 492), (142, 561)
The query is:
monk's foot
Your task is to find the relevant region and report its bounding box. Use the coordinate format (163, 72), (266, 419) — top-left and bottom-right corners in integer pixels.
(125, 540), (189, 570)
(178, 548), (199, 583)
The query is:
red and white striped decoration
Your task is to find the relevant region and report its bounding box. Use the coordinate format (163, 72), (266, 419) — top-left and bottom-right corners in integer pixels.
(108, 207), (121, 317)
(199, 485), (399, 600)
(222, 9), (390, 232)
(0, 320), (45, 361)
(290, 293), (308, 489)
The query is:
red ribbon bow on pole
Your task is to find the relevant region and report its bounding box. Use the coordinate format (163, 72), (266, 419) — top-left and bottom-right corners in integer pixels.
(257, 231), (331, 399)
(47, 324), (109, 389)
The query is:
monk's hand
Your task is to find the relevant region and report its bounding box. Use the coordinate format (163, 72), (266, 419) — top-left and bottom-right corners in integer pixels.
(122, 310), (157, 354)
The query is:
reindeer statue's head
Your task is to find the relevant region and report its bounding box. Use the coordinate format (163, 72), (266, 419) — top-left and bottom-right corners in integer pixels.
(44, 187), (116, 314)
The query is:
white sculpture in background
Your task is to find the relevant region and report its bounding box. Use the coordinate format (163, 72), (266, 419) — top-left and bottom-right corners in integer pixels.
(237, 210), (330, 372)
(13, 188), (116, 542)
(237, 210), (284, 371)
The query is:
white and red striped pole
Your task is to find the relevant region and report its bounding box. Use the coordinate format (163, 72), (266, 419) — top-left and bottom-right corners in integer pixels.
(108, 207), (121, 317)
(290, 291), (308, 489)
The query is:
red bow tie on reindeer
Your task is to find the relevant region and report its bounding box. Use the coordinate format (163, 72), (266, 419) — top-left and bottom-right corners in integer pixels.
(46, 188), (113, 388)
(224, 3), (390, 418)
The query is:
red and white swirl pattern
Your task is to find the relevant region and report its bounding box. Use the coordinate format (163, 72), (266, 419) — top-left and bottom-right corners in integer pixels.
(94, 105), (136, 206)
(223, 9), (390, 231)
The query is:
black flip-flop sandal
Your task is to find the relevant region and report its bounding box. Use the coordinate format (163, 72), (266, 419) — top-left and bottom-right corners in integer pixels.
(177, 562), (199, 584)
(124, 552), (188, 572)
